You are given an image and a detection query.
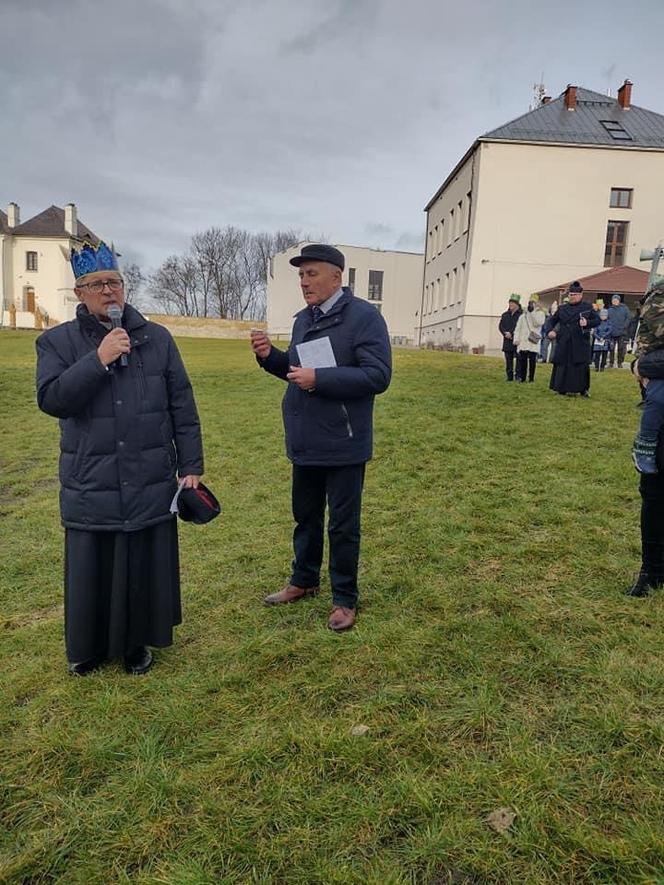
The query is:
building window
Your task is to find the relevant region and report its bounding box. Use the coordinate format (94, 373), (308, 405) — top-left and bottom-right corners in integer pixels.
(610, 188), (633, 208)
(600, 120), (632, 141)
(348, 267), (355, 293)
(464, 191), (472, 232)
(434, 278), (440, 311)
(427, 229), (433, 261)
(438, 220), (444, 253)
(444, 272), (450, 308)
(604, 221), (629, 267)
(456, 201), (463, 239)
(26, 251), (38, 271)
(368, 270), (383, 301)
(448, 209), (454, 246)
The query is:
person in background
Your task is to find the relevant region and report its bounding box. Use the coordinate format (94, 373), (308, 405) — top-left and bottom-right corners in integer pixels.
(540, 300), (558, 363)
(514, 293), (546, 382)
(548, 281), (600, 397)
(498, 294), (522, 381)
(607, 293), (632, 368)
(592, 308), (612, 372)
(630, 280), (664, 475)
(36, 241), (204, 675)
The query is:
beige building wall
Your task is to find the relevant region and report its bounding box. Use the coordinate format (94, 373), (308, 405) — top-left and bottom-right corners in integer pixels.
(267, 243), (423, 344)
(2, 236), (77, 327)
(421, 141), (664, 351)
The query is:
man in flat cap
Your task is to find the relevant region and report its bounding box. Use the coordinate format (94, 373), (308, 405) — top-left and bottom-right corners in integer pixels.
(251, 244), (392, 631)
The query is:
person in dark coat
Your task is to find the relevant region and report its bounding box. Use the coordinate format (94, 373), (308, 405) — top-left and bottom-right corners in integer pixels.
(498, 294), (522, 381)
(250, 244), (391, 632)
(36, 242), (204, 675)
(607, 293), (632, 368)
(547, 282), (600, 396)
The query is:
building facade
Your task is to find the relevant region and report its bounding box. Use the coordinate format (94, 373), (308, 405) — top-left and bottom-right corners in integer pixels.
(421, 81), (664, 351)
(267, 243), (423, 344)
(0, 203), (99, 329)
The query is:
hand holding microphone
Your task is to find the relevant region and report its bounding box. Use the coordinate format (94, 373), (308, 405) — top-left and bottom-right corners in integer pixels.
(98, 305), (130, 367)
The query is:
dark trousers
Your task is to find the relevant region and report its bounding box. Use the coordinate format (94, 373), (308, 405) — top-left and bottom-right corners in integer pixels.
(503, 350), (516, 380)
(593, 350), (607, 371)
(640, 473), (664, 579)
(516, 351), (537, 381)
(609, 335), (628, 367)
(291, 463), (366, 608)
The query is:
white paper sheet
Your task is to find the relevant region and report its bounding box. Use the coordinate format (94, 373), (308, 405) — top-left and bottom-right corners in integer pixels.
(169, 478), (187, 513)
(296, 337), (337, 369)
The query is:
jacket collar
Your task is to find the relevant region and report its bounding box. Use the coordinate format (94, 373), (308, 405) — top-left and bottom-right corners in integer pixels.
(294, 287), (353, 321)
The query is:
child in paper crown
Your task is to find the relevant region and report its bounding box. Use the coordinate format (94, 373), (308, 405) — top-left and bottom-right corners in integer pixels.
(632, 279), (664, 472)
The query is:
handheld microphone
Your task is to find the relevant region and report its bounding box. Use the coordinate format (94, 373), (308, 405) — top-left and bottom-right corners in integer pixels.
(107, 304), (128, 367)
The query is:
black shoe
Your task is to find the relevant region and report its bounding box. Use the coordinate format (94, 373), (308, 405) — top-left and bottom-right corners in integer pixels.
(625, 573), (662, 597)
(68, 657), (103, 676)
(124, 646), (153, 675)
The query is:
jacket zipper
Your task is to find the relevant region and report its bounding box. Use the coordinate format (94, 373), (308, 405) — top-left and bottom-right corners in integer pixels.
(341, 403), (353, 439)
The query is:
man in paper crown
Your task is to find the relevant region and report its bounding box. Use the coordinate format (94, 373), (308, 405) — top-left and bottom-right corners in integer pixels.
(36, 240), (205, 675)
(250, 244), (392, 631)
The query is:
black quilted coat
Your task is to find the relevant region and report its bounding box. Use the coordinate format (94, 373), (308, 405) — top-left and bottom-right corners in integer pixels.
(36, 303), (203, 531)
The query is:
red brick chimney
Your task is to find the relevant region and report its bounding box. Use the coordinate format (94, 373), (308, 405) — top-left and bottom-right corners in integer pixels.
(617, 79), (633, 110)
(564, 84), (577, 111)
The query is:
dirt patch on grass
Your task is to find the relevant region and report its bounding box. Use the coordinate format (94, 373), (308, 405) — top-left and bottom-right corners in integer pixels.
(2, 604), (63, 630)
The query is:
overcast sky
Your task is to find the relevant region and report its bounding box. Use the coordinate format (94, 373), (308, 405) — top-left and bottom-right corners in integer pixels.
(2, 0), (663, 272)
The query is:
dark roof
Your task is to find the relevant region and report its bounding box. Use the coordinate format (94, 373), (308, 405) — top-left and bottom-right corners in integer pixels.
(483, 87), (664, 149)
(0, 209), (7, 234)
(10, 205), (99, 242)
(538, 265), (650, 298)
(425, 85), (664, 210)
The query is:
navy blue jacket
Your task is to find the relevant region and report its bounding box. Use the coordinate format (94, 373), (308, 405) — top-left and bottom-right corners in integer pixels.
(36, 303), (203, 531)
(259, 289), (391, 466)
(607, 302), (632, 337)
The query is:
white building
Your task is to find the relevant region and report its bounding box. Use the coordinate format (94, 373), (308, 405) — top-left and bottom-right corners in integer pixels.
(267, 243), (423, 344)
(1, 202), (100, 329)
(421, 80), (664, 351)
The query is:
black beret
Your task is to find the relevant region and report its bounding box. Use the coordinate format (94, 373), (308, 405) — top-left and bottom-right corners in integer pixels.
(177, 482), (221, 525)
(289, 244), (345, 271)
(568, 280), (583, 293)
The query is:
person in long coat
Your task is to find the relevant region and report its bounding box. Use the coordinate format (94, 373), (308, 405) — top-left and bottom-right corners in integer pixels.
(36, 242), (204, 675)
(547, 282), (600, 396)
(513, 293), (546, 382)
(498, 294), (523, 381)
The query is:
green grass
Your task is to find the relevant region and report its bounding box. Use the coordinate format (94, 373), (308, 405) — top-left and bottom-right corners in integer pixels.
(1, 331), (663, 884)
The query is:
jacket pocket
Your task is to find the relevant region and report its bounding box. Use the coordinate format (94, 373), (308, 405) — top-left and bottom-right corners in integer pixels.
(160, 420), (177, 467)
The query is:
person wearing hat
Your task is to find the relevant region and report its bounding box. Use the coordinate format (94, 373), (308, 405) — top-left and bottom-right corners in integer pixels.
(36, 241), (204, 674)
(547, 281), (600, 396)
(607, 293), (632, 369)
(592, 308), (612, 372)
(513, 293), (546, 382)
(250, 244), (391, 631)
(498, 294), (523, 381)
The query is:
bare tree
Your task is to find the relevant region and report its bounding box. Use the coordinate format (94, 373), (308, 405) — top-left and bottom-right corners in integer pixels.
(146, 227), (305, 320)
(122, 262), (145, 307)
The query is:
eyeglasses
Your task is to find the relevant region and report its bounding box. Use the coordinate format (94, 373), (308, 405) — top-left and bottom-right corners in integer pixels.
(77, 279), (124, 293)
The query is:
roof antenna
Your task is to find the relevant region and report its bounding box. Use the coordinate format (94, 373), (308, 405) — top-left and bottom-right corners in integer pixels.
(531, 76), (546, 110)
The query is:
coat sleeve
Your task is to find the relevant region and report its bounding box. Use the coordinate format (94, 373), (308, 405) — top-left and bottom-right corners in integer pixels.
(513, 315), (524, 348)
(258, 344), (290, 380)
(635, 348), (664, 379)
(165, 334), (204, 475)
(586, 309), (600, 330)
(313, 310), (392, 399)
(36, 332), (110, 418)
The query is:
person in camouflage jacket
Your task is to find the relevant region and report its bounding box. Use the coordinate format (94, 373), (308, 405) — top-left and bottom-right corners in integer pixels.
(632, 279), (664, 474)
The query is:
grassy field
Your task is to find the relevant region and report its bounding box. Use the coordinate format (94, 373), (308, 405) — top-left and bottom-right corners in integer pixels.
(1, 331), (662, 884)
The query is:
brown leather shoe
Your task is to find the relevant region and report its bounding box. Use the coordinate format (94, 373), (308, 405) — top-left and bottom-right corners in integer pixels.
(328, 606), (356, 631)
(264, 584), (320, 606)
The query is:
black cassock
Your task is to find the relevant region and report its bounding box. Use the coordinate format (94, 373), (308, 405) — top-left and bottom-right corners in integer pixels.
(549, 301), (600, 394)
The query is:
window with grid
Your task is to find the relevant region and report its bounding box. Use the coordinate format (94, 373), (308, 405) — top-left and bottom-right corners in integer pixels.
(600, 120), (632, 141)
(26, 251), (38, 271)
(604, 221), (629, 267)
(610, 188), (632, 208)
(368, 270), (383, 301)
(348, 267), (355, 293)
